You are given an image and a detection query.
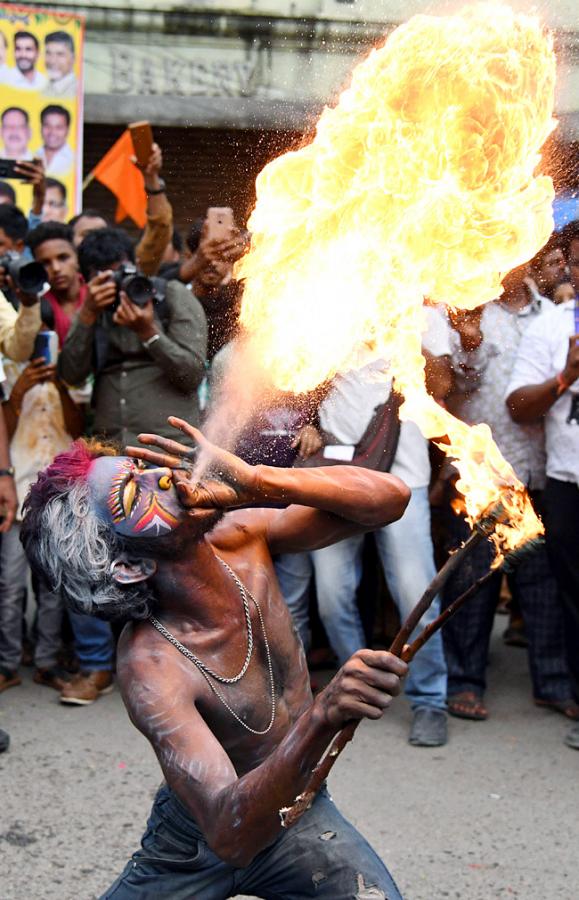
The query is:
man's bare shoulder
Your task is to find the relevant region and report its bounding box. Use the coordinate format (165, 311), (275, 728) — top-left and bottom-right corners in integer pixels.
(116, 621), (199, 723)
(208, 506), (272, 552)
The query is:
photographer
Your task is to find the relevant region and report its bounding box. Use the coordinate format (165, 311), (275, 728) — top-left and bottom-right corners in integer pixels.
(59, 227), (207, 447)
(0, 205), (42, 362)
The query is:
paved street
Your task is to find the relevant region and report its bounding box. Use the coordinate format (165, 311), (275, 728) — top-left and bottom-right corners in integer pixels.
(1, 620), (577, 900)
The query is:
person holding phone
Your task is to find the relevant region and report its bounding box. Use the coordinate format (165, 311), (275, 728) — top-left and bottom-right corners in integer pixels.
(0, 330), (82, 696)
(179, 212), (248, 360)
(132, 138), (174, 278)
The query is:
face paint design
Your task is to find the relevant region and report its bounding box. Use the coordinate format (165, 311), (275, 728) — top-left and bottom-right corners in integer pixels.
(88, 456), (183, 538)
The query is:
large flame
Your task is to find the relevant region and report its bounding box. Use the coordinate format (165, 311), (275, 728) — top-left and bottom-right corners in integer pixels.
(236, 2), (556, 555)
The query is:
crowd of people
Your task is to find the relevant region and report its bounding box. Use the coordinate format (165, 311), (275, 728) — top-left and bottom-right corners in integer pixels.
(0, 139), (577, 761)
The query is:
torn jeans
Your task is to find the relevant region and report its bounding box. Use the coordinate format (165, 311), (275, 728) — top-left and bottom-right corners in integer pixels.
(103, 783), (403, 899)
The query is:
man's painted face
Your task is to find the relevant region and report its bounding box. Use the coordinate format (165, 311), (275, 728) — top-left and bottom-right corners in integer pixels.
(88, 456), (184, 538)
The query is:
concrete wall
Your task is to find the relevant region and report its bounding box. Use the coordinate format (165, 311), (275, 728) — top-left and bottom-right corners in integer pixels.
(29, 1), (579, 136)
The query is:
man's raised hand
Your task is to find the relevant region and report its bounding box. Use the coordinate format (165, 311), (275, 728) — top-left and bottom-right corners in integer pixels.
(126, 416), (260, 510)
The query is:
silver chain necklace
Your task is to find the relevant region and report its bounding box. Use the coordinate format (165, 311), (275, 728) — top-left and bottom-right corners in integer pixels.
(148, 555), (276, 736)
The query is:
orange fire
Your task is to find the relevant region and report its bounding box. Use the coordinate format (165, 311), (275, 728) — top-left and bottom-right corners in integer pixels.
(236, 3), (556, 556)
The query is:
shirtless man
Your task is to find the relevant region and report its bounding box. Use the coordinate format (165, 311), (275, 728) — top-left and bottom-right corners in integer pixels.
(21, 416), (411, 899)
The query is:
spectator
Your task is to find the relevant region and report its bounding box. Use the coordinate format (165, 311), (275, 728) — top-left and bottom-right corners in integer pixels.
(180, 216), (247, 360)
(41, 178), (68, 223)
(0, 385), (18, 753)
(0, 336), (83, 695)
(44, 31), (77, 98)
(558, 219), (579, 264)
(58, 226), (207, 448)
(69, 210), (108, 248)
(443, 266), (575, 723)
(275, 307), (452, 747)
(27, 222), (86, 342)
(36, 105), (73, 177)
(550, 276), (575, 306)
(157, 227), (183, 279)
(527, 234), (568, 301)
(506, 244), (579, 752)
(0, 108), (31, 160)
(0, 181), (16, 206)
(133, 143), (173, 277)
(0, 205), (43, 361)
(8, 31), (47, 91)
(27, 221), (116, 707)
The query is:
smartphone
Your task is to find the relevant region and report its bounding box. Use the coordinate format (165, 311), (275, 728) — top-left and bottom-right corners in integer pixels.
(33, 330), (59, 364)
(206, 207), (234, 242)
(128, 121), (154, 168)
(0, 158), (29, 181)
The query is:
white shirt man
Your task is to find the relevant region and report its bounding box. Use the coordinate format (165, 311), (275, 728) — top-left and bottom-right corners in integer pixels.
(276, 306), (451, 747)
(506, 296), (579, 752)
(447, 295), (553, 489)
(507, 299), (579, 484)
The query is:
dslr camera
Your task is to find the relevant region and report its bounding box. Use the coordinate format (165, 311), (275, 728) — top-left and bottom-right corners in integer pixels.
(110, 263), (158, 310)
(0, 252), (48, 296)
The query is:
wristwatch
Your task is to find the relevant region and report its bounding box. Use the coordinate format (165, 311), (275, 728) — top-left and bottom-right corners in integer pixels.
(0, 467), (14, 477)
(146, 178), (166, 196)
(142, 333), (161, 350)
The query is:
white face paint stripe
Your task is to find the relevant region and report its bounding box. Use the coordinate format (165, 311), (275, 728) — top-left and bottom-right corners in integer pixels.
(141, 515), (174, 534)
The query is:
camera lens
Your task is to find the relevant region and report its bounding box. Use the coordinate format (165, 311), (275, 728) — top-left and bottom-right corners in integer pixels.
(123, 274), (155, 307)
(5, 257), (47, 295)
(13, 261), (47, 295)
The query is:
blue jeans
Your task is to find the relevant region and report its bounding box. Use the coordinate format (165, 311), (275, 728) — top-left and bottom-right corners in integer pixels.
(102, 784), (403, 899)
(68, 611), (114, 671)
(276, 487), (447, 710)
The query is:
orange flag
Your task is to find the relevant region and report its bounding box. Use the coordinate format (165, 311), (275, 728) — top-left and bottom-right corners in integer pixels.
(91, 130), (147, 229)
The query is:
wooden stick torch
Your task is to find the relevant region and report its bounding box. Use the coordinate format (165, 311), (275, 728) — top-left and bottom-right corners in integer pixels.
(279, 498), (527, 828)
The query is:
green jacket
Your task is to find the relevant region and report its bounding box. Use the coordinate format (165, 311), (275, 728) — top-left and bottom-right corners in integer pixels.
(58, 280), (207, 449)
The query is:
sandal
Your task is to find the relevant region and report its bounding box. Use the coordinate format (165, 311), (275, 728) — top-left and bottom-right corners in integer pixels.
(535, 698), (579, 721)
(0, 667), (21, 693)
(447, 691), (488, 721)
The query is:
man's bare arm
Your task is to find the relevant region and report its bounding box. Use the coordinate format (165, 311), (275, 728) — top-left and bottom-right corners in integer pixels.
(256, 464), (410, 554)
(507, 334), (579, 423)
(120, 636), (406, 868)
(127, 417), (411, 555)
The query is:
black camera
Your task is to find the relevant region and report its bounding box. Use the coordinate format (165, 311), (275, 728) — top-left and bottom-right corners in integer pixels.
(111, 263), (157, 309)
(0, 252), (48, 296)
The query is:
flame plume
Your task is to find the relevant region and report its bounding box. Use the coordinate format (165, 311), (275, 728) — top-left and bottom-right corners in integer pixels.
(236, 3), (556, 555)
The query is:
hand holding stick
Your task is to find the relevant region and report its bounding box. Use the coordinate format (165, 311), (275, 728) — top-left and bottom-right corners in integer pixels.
(280, 500), (517, 828)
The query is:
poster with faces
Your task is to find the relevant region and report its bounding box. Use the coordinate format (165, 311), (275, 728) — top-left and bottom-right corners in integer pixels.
(0, 3), (84, 218)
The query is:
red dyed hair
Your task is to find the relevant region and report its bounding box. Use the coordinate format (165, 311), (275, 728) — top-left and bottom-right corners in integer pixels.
(24, 439), (118, 515)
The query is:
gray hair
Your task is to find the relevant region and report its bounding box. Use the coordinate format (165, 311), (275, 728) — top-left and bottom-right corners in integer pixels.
(24, 478), (154, 621)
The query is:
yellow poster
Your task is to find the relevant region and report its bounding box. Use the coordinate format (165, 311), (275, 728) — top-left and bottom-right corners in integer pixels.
(0, 2), (84, 218)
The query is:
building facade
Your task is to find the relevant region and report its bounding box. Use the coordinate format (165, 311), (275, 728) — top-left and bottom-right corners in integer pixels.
(29, 1), (579, 230)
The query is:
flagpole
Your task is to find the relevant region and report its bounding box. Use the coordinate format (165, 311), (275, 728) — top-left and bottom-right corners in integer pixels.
(82, 171), (95, 191)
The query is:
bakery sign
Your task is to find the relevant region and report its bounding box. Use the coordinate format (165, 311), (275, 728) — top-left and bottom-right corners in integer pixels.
(85, 42), (272, 98)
